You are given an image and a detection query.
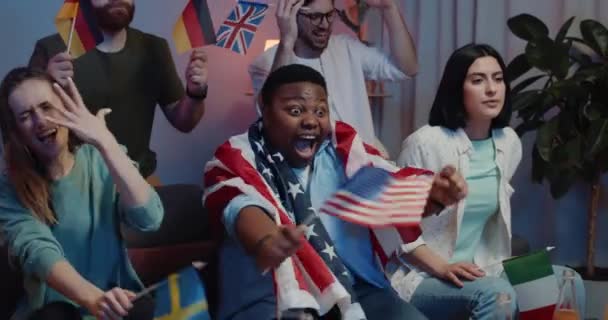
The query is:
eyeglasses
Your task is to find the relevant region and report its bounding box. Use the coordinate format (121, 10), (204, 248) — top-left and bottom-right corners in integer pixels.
(298, 9), (338, 26)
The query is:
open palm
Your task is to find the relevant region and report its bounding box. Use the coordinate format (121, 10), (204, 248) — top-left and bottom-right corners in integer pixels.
(364, 0), (395, 9)
(46, 77), (114, 147)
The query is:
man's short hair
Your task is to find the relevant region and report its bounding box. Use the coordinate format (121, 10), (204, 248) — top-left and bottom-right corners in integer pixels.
(260, 64), (327, 108)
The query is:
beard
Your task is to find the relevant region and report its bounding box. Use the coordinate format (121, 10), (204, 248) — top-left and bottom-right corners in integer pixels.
(299, 32), (330, 52)
(94, 1), (135, 33)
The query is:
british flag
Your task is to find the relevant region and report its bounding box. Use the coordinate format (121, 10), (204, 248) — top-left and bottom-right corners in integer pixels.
(215, 1), (268, 55)
(204, 121), (433, 316)
(320, 166), (432, 228)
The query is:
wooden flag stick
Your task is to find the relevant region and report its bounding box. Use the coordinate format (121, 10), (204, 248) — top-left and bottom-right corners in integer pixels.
(133, 261), (207, 301)
(65, 2), (79, 55)
(479, 246), (556, 272)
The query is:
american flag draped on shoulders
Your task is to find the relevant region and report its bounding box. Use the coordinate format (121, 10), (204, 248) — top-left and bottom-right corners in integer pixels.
(203, 120), (433, 317)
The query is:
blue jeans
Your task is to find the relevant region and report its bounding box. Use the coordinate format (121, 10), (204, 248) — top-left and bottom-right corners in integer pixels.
(352, 279), (427, 320)
(227, 279), (427, 320)
(410, 265), (585, 320)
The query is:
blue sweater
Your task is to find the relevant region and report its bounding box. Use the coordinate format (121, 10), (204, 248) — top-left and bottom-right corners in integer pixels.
(0, 144), (163, 317)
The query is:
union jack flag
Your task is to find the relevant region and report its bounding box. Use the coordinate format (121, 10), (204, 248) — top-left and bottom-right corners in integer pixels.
(320, 166), (432, 227)
(215, 1), (268, 55)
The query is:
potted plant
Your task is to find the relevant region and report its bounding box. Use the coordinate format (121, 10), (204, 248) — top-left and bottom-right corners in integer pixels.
(506, 13), (608, 277)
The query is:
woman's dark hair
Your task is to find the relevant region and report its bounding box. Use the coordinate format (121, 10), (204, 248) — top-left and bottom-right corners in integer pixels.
(260, 64), (327, 108)
(0, 67), (79, 225)
(429, 43), (512, 130)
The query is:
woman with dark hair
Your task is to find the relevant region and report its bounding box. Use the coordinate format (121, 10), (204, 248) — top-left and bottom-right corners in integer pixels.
(390, 44), (585, 319)
(0, 67), (163, 320)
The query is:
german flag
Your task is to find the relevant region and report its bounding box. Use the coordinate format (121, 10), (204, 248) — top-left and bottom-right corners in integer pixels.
(55, 0), (103, 58)
(173, 0), (216, 53)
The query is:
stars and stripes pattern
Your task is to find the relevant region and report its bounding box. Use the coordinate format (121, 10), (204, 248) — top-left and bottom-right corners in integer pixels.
(203, 121), (433, 317)
(215, 1), (268, 55)
(320, 166), (433, 228)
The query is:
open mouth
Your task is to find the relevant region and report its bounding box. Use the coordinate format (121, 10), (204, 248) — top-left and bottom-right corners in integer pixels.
(312, 30), (329, 41)
(293, 135), (319, 159)
(37, 128), (58, 145)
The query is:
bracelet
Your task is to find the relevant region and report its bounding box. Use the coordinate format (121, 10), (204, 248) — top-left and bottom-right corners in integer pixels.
(186, 84), (208, 100)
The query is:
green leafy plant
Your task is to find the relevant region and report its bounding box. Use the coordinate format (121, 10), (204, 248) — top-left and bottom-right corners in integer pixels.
(507, 13), (608, 277)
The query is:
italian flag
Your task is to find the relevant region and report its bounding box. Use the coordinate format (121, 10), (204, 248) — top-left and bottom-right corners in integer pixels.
(503, 250), (558, 320)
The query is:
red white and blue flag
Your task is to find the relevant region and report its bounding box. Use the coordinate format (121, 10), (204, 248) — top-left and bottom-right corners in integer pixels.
(204, 121), (433, 316)
(55, 0), (103, 58)
(320, 166), (432, 228)
(215, 1), (269, 55)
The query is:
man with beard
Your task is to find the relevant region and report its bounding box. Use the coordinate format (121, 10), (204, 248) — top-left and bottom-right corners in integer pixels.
(29, 0), (208, 178)
(250, 0), (417, 152)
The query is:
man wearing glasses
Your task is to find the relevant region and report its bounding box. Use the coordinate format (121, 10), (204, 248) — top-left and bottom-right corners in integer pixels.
(249, 0), (417, 151)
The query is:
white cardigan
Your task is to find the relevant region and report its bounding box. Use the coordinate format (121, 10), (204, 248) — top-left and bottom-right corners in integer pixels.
(389, 125), (522, 301)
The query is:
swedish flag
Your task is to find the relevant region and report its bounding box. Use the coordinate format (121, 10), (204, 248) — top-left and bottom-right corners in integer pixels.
(153, 266), (210, 320)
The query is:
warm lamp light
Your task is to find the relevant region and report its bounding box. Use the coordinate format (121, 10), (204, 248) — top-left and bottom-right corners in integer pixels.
(264, 39), (280, 51)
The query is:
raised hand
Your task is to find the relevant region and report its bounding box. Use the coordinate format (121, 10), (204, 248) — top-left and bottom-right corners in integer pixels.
(364, 0), (397, 9)
(46, 77), (115, 148)
(276, 0), (306, 47)
(46, 52), (73, 88)
(185, 48), (208, 98)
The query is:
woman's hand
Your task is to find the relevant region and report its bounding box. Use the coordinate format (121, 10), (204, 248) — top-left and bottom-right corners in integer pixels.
(85, 287), (136, 320)
(47, 77), (115, 149)
(436, 262), (485, 288)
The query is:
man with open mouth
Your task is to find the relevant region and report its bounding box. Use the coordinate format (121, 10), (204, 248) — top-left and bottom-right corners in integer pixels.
(205, 64), (467, 320)
(250, 0), (419, 156)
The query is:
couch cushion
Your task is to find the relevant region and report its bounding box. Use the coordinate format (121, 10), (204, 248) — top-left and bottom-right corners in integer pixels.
(0, 244), (23, 319)
(122, 184), (211, 248)
(127, 242), (217, 285)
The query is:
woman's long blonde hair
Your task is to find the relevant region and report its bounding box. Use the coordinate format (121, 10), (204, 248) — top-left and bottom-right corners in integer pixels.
(0, 67), (79, 225)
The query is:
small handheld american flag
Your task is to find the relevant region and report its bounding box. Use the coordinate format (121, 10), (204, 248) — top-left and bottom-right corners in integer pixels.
(320, 166), (433, 228)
